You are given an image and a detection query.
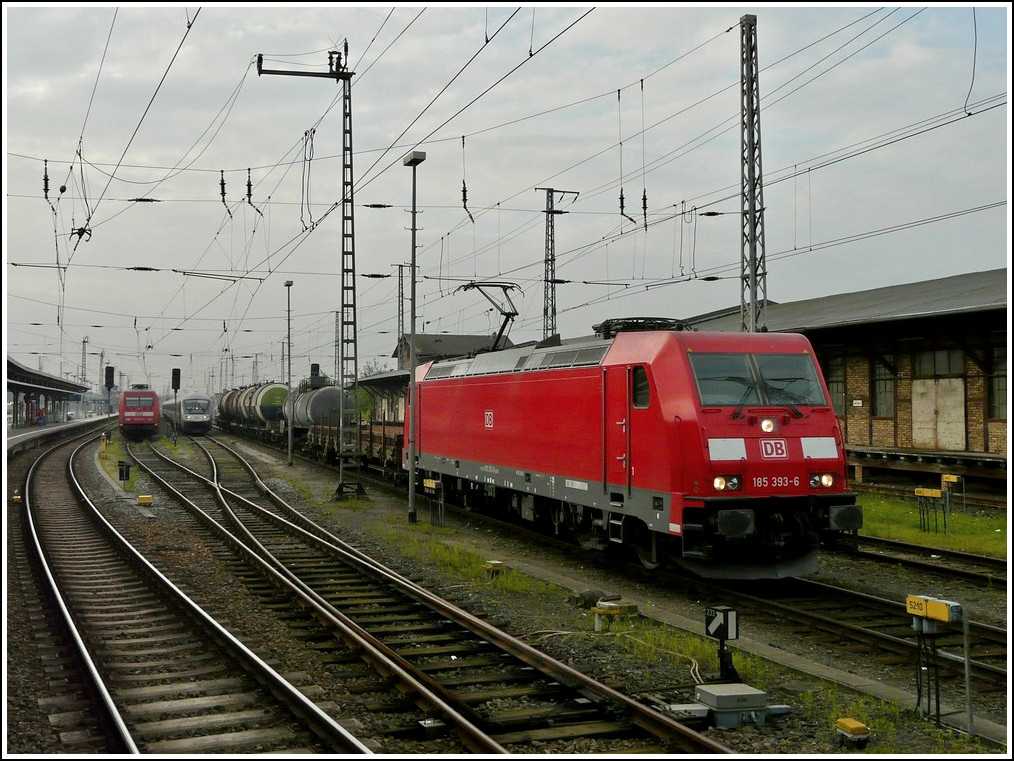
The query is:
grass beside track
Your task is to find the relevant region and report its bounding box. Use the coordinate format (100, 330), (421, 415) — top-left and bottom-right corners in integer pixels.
(103, 433), (1006, 561)
(115, 433), (1004, 754)
(856, 492), (1007, 559)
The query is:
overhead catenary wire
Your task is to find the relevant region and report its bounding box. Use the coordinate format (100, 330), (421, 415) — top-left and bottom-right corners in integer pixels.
(69, 7), (203, 266)
(640, 79), (648, 234)
(247, 169), (265, 217)
(461, 136), (475, 225)
(10, 7), (1002, 388)
(300, 129), (316, 231)
(962, 8), (978, 115)
(616, 89), (638, 231)
(219, 171), (232, 219)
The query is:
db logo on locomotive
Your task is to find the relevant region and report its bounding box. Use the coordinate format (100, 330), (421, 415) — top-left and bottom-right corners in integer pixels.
(760, 439), (788, 459)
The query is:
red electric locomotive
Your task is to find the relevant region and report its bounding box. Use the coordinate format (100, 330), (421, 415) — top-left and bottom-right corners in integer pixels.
(118, 384), (161, 440)
(407, 318), (861, 580)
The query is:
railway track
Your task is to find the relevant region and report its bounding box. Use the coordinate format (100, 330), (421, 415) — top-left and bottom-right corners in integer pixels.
(22, 433), (370, 754)
(846, 535), (1007, 586)
(431, 485), (1009, 698)
(717, 576), (1007, 692)
(231, 430), (1009, 697)
(122, 433), (733, 754)
(114, 428), (1007, 746)
(330, 449), (1009, 741)
(851, 481), (1005, 512)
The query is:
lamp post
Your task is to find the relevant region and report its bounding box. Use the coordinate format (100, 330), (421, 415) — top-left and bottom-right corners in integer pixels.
(284, 280), (294, 466)
(403, 150), (425, 523)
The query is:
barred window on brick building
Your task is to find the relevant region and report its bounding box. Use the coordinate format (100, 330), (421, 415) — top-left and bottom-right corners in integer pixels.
(914, 348), (964, 377)
(872, 355), (895, 418)
(989, 345), (1006, 420)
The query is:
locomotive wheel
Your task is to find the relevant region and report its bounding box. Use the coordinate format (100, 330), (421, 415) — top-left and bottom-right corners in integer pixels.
(634, 542), (660, 570)
(630, 523), (661, 570)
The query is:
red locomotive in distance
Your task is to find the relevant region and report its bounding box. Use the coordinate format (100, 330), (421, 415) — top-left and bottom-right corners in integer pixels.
(118, 384), (161, 440)
(407, 318), (862, 580)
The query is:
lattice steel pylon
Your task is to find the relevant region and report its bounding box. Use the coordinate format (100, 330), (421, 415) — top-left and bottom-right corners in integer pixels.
(536, 188), (578, 340)
(337, 61), (363, 496)
(740, 14), (767, 333)
(258, 46), (364, 496)
(80, 336), (89, 385)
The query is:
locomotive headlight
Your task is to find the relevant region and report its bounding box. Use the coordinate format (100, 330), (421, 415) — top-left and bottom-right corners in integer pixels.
(760, 417), (777, 433)
(713, 475), (742, 491)
(810, 473), (835, 488)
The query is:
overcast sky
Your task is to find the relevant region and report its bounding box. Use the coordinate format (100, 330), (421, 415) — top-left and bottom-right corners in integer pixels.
(4, 3), (1010, 397)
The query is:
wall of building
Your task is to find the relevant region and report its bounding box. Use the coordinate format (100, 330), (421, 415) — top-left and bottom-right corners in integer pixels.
(814, 311), (1005, 459)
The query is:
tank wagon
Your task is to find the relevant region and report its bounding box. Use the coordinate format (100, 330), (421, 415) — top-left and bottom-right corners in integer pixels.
(163, 393), (214, 435)
(118, 384), (161, 440)
(406, 319), (861, 579)
(281, 384), (358, 461)
(215, 382), (288, 439)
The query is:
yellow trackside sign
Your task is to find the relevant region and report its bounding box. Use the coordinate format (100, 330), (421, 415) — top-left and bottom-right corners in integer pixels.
(906, 595), (962, 623)
(914, 488), (942, 498)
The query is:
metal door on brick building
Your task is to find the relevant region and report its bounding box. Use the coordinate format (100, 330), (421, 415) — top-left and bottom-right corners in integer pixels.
(912, 378), (965, 451)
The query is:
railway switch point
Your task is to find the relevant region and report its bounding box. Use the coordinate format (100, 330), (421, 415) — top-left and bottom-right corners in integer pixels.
(695, 683), (771, 728)
(590, 600), (639, 631)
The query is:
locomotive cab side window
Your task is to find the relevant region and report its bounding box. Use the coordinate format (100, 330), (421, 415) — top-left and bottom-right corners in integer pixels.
(632, 365), (650, 408)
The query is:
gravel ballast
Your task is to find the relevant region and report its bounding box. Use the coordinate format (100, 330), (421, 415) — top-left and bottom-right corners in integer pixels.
(6, 439), (1006, 755)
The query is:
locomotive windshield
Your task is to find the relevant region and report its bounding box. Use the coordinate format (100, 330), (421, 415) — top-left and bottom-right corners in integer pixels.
(689, 352), (827, 408)
(184, 399), (211, 413)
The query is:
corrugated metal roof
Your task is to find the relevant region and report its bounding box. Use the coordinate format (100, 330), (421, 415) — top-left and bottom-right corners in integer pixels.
(688, 268), (1007, 332)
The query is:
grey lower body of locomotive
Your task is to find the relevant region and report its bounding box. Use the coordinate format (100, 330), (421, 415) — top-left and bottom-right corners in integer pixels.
(416, 451), (860, 580)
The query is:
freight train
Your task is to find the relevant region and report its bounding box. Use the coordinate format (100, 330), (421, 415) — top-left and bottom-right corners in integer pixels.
(214, 319), (862, 580)
(162, 393), (215, 435)
(118, 384), (161, 440)
(214, 382), (289, 437)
